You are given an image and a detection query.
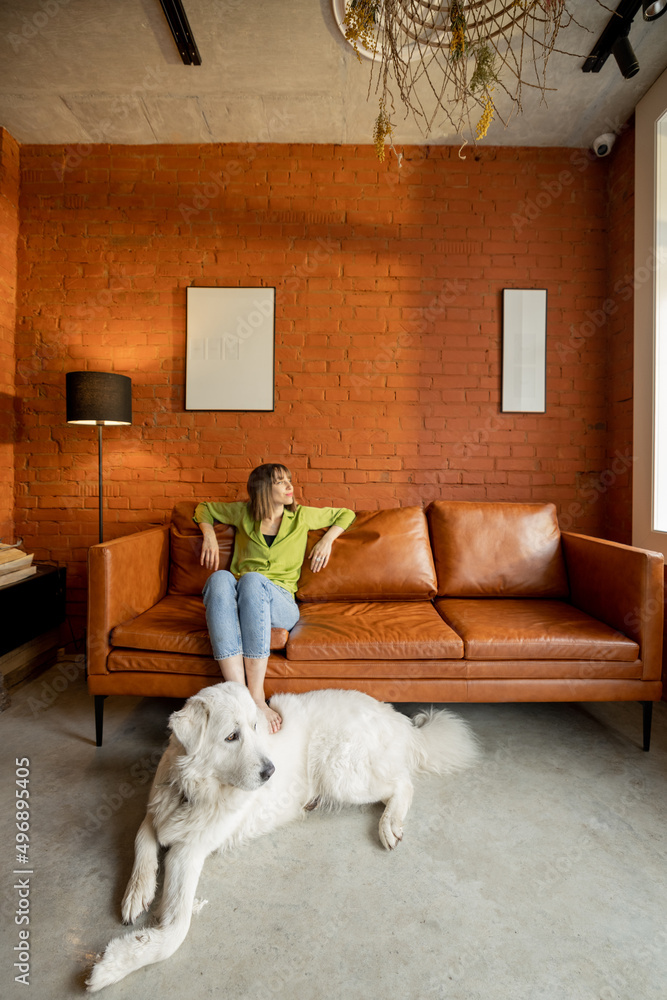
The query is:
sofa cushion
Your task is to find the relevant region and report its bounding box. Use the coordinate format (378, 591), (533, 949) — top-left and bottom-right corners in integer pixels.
(433, 598), (639, 661)
(296, 507), (437, 602)
(286, 601), (463, 660)
(168, 526), (235, 596)
(107, 649), (221, 676)
(427, 501), (569, 598)
(277, 657), (468, 679)
(111, 595), (289, 655)
(171, 500), (206, 533)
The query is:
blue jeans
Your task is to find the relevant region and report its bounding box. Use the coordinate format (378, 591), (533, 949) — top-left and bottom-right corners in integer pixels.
(202, 571), (300, 660)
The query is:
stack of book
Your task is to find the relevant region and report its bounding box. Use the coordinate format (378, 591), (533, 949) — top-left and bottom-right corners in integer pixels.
(0, 545), (36, 588)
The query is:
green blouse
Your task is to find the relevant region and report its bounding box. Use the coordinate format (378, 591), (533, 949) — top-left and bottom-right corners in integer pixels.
(193, 501), (356, 594)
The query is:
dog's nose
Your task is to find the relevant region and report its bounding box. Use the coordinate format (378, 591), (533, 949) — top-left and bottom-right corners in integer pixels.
(259, 761), (275, 783)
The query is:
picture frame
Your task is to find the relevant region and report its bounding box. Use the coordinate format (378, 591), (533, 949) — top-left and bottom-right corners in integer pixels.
(501, 288), (547, 413)
(185, 286), (275, 411)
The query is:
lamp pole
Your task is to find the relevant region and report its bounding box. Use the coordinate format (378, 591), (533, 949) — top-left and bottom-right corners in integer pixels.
(98, 423), (104, 545)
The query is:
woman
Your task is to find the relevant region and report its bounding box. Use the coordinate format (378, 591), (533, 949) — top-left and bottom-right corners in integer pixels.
(194, 463), (355, 733)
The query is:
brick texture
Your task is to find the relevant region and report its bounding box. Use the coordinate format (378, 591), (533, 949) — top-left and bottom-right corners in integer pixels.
(9, 137), (634, 633)
(0, 127), (19, 542)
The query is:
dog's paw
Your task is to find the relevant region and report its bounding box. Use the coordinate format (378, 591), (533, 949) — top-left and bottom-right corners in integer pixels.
(85, 953), (122, 993)
(379, 815), (403, 851)
(121, 872), (157, 924)
(85, 932), (151, 992)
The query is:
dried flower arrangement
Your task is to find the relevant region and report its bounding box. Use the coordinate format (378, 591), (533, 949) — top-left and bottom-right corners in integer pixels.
(340, 0), (603, 159)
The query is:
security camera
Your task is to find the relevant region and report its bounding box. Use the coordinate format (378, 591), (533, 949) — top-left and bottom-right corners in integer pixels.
(592, 133), (616, 157)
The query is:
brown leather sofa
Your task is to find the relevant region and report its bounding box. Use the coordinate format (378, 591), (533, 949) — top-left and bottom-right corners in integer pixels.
(87, 500), (664, 748)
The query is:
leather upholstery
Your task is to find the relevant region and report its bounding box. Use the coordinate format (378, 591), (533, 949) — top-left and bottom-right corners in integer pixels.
(108, 649), (221, 676)
(297, 507), (437, 602)
(286, 601), (463, 660)
(434, 598), (639, 661)
(111, 595), (289, 654)
(168, 525), (235, 596)
(87, 669), (662, 705)
(464, 659), (641, 680)
(87, 502), (664, 711)
(278, 656), (642, 680)
(562, 532), (664, 681)
(87, 526), (170, 677)
(281, 656), (467, 678)
(171, 500), (207, 533)
(427, 500), (569, 598)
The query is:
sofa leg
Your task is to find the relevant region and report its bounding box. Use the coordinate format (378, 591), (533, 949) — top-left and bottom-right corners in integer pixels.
(641, 701), (653, 753)
(94, 695), (107, 748)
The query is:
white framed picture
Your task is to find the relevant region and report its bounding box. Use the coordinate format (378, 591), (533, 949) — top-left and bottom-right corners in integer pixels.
(185, 286), (275, 411)
(501, 288), (547, 413)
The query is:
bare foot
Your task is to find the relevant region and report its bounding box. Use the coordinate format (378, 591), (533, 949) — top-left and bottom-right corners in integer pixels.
(256, 699), (282, 734)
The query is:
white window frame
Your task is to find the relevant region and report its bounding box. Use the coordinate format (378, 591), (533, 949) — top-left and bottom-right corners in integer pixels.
(634, 67), (667, 557)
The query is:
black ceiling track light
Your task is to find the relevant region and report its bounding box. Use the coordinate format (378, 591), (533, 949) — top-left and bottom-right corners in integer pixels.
(582, 0), (665, 78)
(642, 0), (667, 19)
(159, 0), (201, 65)
(612, 29), (641, 78)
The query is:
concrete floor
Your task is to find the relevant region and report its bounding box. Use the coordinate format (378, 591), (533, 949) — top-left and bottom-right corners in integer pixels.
(1, 656), (666, 1000)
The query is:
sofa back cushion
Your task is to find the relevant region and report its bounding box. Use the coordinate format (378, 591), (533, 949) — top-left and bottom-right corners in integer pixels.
(426, 501), (569, 598)
(171, 500), (207, 534)
(296, 506), (437, 602)
(168, 501), (235, 596)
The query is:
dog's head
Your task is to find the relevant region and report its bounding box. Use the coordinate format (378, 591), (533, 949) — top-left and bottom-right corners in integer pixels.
(169, 682), (275, 792)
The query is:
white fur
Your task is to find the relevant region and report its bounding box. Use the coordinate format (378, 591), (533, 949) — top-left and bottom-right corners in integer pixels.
(86, 683), (478, 992)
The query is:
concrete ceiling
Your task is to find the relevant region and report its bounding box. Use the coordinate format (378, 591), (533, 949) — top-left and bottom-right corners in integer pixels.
(1, 0), (666, 149)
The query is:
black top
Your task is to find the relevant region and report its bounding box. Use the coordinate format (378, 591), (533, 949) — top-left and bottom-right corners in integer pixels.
(263, 533), (277, 547)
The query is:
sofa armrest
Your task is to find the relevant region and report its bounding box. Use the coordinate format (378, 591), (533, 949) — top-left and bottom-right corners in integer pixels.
(87, 526), (170, 677)
(561, 532), (664, 681)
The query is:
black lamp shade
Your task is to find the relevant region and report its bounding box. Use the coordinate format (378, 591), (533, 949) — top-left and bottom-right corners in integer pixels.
(66, 371), (132, 426)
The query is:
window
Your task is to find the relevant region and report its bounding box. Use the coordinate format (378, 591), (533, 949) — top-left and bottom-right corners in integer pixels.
(634, 70), (667, 557)
(632, 72), (667, 557)
(654, 113), (667, 532)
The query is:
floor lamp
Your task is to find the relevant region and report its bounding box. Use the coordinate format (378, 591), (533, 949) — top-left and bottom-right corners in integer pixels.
(66, 371), (132, 544)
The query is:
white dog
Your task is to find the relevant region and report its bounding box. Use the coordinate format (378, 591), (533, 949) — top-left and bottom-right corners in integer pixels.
(86, 683), (478, 992)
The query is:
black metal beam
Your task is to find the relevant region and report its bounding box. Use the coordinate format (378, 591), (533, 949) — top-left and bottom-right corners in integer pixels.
(582, 0), (641, 73)
(159, 0), (201, 65)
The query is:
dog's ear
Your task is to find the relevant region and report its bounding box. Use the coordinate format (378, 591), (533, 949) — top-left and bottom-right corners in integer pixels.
(169, 698), (210, 755)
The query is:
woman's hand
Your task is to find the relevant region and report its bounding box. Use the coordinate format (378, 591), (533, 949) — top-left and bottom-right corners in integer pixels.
(309, 537), (334, 573)
(200, 525), (220, 571)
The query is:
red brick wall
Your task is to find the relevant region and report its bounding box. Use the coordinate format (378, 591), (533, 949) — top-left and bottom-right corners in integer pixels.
(604, 120), (635, 544)
(14, 140), (621, 626)
(0, 128), (19, 542)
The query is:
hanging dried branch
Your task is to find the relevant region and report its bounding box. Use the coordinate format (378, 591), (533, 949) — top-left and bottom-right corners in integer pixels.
(343, 0), (605, 157)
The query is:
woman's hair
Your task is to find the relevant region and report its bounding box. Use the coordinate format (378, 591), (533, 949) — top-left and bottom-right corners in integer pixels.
(246, 464), (295, 522)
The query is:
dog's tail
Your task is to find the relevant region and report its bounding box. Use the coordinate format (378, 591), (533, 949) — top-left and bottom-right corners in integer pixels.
(410, 708), (480, 775)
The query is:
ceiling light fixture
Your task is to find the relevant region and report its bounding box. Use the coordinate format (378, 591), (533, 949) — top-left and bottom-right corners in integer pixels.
(333, 1), (611, 158)
(583, 0), (644, 76)
(611, 31), (640, 77)
(643, 0), (667, 19)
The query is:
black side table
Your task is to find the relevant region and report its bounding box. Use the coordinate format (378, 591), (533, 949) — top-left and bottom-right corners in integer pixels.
(0, 564), (67, 658)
